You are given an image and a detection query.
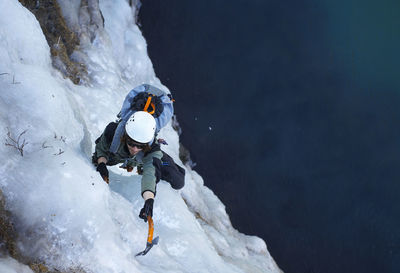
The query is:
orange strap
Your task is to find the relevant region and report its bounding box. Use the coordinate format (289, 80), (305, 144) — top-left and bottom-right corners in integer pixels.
(143, 96), (155, 115)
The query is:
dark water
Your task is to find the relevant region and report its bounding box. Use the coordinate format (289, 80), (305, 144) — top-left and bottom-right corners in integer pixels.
(139, 1), (400, 272)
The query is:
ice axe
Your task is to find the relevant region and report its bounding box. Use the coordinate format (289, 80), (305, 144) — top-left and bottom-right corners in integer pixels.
(135, 215), (159, 256)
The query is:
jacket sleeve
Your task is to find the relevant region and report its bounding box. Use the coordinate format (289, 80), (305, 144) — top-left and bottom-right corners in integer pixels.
(140, 150), (163, 196)
(95, 133), (111, 161)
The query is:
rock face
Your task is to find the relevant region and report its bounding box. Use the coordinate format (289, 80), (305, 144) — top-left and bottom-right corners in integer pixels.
(0, 190), (17, 258)
(18, 0), (87, 84)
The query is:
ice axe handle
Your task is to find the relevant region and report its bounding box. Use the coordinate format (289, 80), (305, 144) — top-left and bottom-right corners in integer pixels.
(135, 216), (159, 257)
(147, 216), (154, 243)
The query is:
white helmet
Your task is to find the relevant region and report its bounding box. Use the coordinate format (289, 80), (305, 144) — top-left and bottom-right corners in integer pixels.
(125, 111), (156, 143)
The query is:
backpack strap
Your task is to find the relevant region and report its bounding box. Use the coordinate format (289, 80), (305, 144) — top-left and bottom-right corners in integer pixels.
(143, 96), (156, 115)
(110, 120), (127, 154)
(104, 122), (119, 144)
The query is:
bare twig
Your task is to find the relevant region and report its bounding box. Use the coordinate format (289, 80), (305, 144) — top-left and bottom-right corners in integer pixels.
(53, 149), (64, 156)
(5, 128), (28, 156)
(41, 141), (52, 149)
(53, 133), (66, 143)
(12, 75), (21, 84)
(0, 73), (21, 84)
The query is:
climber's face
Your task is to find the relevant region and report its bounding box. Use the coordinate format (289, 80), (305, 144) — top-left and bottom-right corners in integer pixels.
(127, 143), (142, 155)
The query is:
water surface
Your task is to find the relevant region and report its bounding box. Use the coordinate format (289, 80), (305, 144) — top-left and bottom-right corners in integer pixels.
(139, 1), (400, 272)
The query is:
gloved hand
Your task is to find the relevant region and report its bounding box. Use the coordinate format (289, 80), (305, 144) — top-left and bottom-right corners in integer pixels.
(96, 162), (109, 183)
(119, 165), (133, 172)
(139, 198), (154, 222)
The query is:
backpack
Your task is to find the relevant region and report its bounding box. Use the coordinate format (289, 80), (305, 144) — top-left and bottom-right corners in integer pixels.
(129, 92), (164, 117)
(110, 84), (174, 153)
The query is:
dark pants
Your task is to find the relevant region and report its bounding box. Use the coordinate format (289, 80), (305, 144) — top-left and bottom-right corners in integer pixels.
(153, 152), (185, 190)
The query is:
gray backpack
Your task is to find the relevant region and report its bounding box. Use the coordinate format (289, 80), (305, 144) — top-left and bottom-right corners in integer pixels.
(110, 84), (174, 153)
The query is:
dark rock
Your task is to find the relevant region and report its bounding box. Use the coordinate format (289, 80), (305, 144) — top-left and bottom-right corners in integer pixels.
(18, 0), (88, 84)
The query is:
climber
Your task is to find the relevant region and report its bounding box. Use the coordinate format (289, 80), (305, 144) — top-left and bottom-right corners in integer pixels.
(92, 110), (185, 222)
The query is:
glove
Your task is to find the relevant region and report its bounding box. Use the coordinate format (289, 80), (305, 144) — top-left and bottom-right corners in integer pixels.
(96, 162), (109, 183)
(119, 165), (133, 172)
(158, 138), (168, 145)
(139, 199), (154, 222)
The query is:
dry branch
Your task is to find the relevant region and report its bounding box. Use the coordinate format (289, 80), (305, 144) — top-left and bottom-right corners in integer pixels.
(5, 128), (28, 156)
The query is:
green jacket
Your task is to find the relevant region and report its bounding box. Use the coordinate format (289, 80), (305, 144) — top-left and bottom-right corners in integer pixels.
(94, 122), (163, 195)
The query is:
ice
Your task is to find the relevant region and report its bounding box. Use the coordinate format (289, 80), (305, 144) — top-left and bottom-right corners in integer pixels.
(0, 0), (280, 272)
(0, 257), (34, 273)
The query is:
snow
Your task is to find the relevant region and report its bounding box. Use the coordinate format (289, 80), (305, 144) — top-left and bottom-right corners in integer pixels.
(0, 0), (281, 272)
(0, 257), (34, 273)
